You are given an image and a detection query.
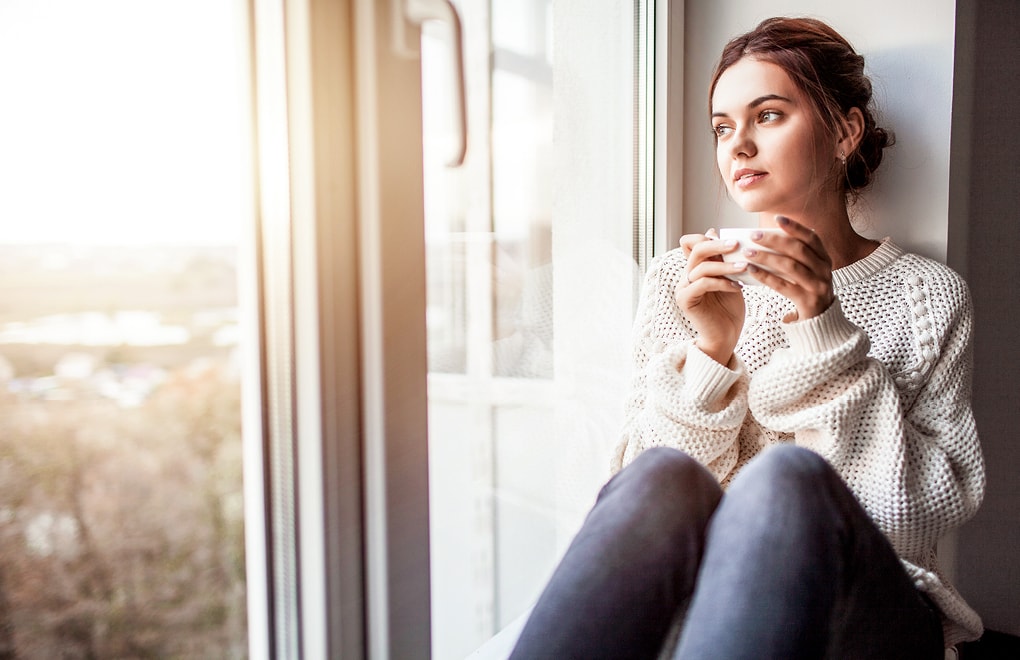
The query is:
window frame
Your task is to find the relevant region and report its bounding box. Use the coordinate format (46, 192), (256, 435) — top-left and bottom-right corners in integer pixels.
(243, 0), (677, 657)
(245, 0), (431, 657)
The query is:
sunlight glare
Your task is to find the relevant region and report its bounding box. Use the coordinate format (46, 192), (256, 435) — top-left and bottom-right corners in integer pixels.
(0, 0), (249, 246)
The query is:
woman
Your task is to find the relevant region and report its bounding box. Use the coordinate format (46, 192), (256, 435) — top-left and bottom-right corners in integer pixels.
(509, 17), (984, 660)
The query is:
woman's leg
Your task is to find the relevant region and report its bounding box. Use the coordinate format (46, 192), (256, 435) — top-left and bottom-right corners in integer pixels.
(510, 447), (723, 660)
(676, 444), (944, 660)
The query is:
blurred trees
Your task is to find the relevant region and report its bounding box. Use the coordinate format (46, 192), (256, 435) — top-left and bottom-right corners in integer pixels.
(0, 360), (246, 659)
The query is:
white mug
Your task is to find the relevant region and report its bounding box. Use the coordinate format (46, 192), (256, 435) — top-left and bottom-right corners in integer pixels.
(717, 227), (785, 286)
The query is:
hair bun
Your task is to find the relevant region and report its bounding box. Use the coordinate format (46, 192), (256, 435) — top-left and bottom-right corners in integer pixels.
(847, 123), (894, 191)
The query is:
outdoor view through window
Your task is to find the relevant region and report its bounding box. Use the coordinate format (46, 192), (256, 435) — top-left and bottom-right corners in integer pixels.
(0, 2), (249, 656)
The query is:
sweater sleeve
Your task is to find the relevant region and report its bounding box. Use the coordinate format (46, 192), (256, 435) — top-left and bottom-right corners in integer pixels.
(610, 251), (748, 481)
(747, 277), (985, 559)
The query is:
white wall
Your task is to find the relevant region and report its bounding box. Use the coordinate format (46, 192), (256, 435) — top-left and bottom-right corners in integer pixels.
(681, 0), (957, 262)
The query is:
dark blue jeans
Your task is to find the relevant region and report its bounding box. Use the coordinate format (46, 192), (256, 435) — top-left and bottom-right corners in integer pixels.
(509, 444), (944, 659)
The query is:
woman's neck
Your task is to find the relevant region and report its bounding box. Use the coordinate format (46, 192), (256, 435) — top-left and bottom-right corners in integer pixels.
(757, 204), (879, 271)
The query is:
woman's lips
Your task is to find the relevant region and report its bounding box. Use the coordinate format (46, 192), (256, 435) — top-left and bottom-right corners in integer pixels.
(733, 168), (767, 189)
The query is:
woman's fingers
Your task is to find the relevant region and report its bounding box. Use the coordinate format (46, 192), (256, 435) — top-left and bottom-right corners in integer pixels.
(776, 215), (831, 266)
(676, 229), (760, 296)
(746, 219), (827, 270)
(738, 216), (834, 318)
(673, 232), (747, 364)
(679, 271), (744, 296)
(679, 231), (710, 256)
(679, 229), (723, 260)
(746, 261), (830, 298)
(687, 259), (749, 287)
(686, 234), (738, 263)
(742, 245), (828, 287)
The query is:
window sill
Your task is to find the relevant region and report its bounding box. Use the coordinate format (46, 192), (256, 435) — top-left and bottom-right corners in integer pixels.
(466, 610), (530, 660)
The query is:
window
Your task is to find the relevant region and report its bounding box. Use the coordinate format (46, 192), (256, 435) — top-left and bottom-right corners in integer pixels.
(423, 1), (655, 655)
(246, 0), (658, 655)
(1, 0), (662, 656)
(0, 1), (250, 657)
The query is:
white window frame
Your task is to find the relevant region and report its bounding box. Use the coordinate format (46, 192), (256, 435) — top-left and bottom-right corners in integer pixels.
(655, 0), (685, 249)
(245, 0), (431, 657)
(242, 0), (679, 657)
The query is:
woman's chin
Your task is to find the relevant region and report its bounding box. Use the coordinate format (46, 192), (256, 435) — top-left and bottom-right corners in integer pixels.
(728, 189), (768, 213)
(730, 193), (793, 217)
(731, 198), (772, 214)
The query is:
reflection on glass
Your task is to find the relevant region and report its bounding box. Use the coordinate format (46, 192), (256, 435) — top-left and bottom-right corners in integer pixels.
(0, 2), (248, 657)
(426, 0), (641, 656)
(425, 1), (562, 658)
(423, 6), (470, 376)
(491, 1), (554, 379)
(424, 217), (469, 374)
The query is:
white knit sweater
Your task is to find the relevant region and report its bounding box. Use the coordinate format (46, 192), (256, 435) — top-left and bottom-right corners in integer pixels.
(611, 239), (985, 647)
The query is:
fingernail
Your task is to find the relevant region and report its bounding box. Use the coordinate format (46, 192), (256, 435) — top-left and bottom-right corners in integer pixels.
(776, 215), (790, 225)
(732, 261), (747, 270)
(751, 230), (763, 240)
(743, 248), (757, 257)
(723, 239), (737, 247)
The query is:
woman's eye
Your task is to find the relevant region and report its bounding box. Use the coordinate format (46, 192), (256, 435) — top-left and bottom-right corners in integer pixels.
(712, 124), (733, 138)
(759, 110), (781, 123)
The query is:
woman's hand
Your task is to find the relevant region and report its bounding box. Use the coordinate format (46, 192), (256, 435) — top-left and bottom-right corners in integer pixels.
(741, 216), (835, 321)
(676, 229), (746, 365)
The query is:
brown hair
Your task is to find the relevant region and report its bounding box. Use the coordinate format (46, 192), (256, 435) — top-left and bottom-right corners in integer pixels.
(709, 17), (893, 199)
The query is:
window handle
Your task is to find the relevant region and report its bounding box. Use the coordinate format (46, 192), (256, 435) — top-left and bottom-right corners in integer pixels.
(395, 0), (467, 167)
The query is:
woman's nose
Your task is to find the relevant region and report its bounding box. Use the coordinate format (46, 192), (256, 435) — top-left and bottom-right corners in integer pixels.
(728, 126), (756, 159)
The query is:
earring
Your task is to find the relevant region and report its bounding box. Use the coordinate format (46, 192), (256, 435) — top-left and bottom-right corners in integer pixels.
(839, 150), (847, 164)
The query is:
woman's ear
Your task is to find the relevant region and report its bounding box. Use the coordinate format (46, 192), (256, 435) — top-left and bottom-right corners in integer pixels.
(837, 107), (865, 160)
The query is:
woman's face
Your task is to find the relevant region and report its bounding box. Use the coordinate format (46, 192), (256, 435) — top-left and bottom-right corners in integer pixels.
(711, 58), (836, 218)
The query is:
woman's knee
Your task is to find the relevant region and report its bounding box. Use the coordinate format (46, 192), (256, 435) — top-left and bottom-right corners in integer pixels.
(738, 444), (834, 490)
(725, 444), (848, 523)
(704, 445), (852, 572)
(620, 447), (717, 494)
(601, 447), (722, 520)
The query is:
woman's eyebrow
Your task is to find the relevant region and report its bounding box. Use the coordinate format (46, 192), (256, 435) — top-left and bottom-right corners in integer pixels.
(712, 94), (794, 118)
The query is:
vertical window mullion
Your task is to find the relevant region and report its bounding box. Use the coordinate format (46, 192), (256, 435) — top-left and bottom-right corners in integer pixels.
(654, 0), (683, 255)
(249, 0), (301, 656)
(248, 0), (379, 658)
(634, 0), (654, 273)
(354, 0), (433, 656)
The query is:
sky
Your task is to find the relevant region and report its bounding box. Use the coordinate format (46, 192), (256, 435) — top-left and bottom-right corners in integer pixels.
(0, 0), (249, 246)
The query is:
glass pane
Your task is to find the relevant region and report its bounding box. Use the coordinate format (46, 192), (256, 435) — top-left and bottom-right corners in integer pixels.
(491, 1), (553, 380)
(426, 1), (643, 658)
(0, 2), (250, 657)
(493, 404), (556, 618)
(423, 9), (471, 376)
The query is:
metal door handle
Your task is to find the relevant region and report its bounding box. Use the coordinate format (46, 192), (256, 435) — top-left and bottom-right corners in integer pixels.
(395, 0), (467, 167)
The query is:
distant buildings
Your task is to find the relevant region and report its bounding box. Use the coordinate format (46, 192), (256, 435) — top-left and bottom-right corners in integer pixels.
(0, 308), (238, 407)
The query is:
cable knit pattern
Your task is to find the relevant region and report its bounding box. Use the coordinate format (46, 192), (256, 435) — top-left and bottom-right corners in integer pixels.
(611, 239), (985, 647)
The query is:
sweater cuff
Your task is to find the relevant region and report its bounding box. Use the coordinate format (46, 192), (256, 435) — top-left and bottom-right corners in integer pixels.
(782, 299), (860, 355)
(683, 343), (741, 403)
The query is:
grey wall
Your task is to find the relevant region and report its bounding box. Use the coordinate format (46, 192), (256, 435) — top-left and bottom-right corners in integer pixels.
(949, 0), (1020, 637)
